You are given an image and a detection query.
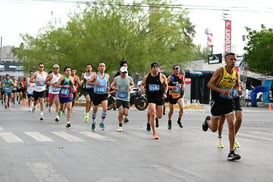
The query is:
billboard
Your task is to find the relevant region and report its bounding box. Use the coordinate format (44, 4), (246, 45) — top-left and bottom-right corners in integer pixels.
(224, 20), (232, 54)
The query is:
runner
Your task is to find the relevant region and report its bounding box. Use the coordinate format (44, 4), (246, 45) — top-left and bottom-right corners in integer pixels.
(80, 64), (95, 123)
(11, 77), (18, 106)
(30, 63), (48, 120)
(2, 74), (14, 108)
(167, 65), (185, 130)
(202, 52), (241, 161)
(141, 62), (168, 139)
(45, 64), (61, 121)
(71, 68), (80, 111)
(55, 66), (75, 128)
(217, 66), (243, 149)
(26, 71), (35, 112)
(111, 66), (135, 132)
(87, 62), (110, 131)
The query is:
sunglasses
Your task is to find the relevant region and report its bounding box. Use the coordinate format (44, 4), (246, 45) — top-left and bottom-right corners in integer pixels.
(39, 66), (44, 68)
(174, 67), (180, 70)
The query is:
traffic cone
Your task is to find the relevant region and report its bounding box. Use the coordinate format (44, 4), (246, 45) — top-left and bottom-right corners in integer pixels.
(23, 99), (27, 107)
(269, 104), (272, 111)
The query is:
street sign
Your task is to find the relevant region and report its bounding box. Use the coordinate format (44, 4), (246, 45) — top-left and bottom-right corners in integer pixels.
(208, 54), (222, 64)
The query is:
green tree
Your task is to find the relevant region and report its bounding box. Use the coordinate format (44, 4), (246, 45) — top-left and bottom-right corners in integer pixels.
(13, 0), (199, 75)
(243, 24), (273, 76)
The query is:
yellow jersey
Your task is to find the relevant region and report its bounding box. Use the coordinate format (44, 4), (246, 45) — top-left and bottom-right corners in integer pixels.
(217, 66), (237, 89)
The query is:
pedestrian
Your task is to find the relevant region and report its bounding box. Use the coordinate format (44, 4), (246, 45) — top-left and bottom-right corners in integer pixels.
(45, 64), (62, 121)
(111, 66), (135, 132)
(30, 63), (48, 120)
(55, 66), (75, 128)
(2, 74), (14, 108)
(80, 64), (95, 123)
(141, 62), (168, 139)
(87, 62), (110, 131)
(167, 65), (185, 129)
(202, 52), (241, 161)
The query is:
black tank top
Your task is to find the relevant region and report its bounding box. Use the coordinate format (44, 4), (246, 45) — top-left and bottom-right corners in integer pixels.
(145, 73), (164, 99)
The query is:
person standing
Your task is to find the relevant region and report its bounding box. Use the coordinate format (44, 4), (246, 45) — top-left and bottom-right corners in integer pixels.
(2, 74), (14, 108)
(30, 63), (48, 120)
(87, 62), (109, 131)
(111, 66), (135, 132)
(45, 64), (61, 121)
(80, 64), (95, 123)
(55, 66), (75, 128)
(202, 52), (241, 161)
(141, 62), (168, 140)
(167, 65), (185, 130)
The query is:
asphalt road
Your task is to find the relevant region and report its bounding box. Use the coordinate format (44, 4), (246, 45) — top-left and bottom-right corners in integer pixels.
(0, 103), (273, 182)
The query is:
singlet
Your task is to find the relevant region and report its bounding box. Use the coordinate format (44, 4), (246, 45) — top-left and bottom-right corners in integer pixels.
(12, 80), (18, 91)
(83, 72), (94, 89)
(26, 77), (35, 94)
(72, 76), (78, 93)
(59, 75), (73, 97)
(116, 75), (130, 101)
(34, 72), (47, 92)
(94, 73), (107, 94)
(212, 66), (238, 100)
(145, 73), (164, 99)
(168, 74), (184, 99)
(48, 73), (61, 94)
(3, 79), (14, 93)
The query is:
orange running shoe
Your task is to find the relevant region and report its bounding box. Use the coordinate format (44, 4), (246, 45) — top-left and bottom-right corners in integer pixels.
(153, 133), (159, 140)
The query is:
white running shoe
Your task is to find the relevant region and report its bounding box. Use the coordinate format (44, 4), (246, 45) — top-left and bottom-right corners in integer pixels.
(217, 137), (224, 149)
(117, 126), (123, 132)
(48, 106), (52, 113)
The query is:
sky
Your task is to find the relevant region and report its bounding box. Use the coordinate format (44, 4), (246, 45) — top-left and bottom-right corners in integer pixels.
(1, 0), (273, 55)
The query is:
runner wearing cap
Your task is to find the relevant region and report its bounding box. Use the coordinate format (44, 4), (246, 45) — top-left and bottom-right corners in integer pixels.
(45, 64), (62, 121)
(141, 62), (168, 139)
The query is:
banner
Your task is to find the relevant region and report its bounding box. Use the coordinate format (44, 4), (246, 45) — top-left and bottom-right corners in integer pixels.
(224, 20), (232, 54)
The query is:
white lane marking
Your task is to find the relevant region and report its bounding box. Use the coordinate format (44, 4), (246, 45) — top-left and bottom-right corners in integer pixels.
(25, 132), (53, 142)
(0, 132), (23, 143)
(79, 131), (114, 141)
(26, 162), (70, 182)
(52, 131), (83, 142)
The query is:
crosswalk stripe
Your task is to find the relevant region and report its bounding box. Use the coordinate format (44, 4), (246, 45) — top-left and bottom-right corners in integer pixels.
(79, 131), (114, 141)
(25, 132), (53, 142)
(52, 132), (83, 142)
(26, 162), (70, 182)
(0, 132), (23, 143)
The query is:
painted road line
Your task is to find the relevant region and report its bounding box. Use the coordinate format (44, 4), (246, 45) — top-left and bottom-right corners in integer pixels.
(25, 132), (53, 142)
(0, 132), (23, 143)
(79, 131), (114, 142)
(26, 162), (69, 182)
(52, 131), (83, 142)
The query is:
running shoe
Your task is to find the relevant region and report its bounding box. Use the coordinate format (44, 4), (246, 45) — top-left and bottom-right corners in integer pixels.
(40, 116), (44, 120)
(234, 139), (240, 149)
(168, 120), (172, 130)
(66, 122), (71, 128)
(177, 120), (183, 128)
(153, 132), (159, 140)
(227, 150), (241, 161)
(84, 113), (89, 123)
(99, 122), (105, 130)
(48, 106), (52, 113)
(5, 105), (7, 109)
(32, 106), (36, 113)
(146, 123), (151, 131)
(217, 137), (224, 149)
(117, 126), (123, 132)
(63, 111), (66, 115)
(123, 117), (129, 123)
(29, 107), (32, 112)
(55, 116), (59, 122)
(156, 118), (159, 128)
(202, 115), (211, 131)
(91, 123), (96, 132)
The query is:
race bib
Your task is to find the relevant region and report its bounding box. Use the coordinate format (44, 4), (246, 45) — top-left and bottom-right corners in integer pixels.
(94, 86), (106, 94)
(4, 87), (11, 93)
(117, 91), (128, 99)
(36, 81), (45, 86)
(60, 87), (69, 96)
(219, 87), (238, 99)
(148, 84), (160, 92)
(52, 86), (60, 92)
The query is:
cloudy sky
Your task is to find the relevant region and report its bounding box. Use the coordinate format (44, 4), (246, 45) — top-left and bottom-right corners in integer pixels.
(1, 0), (273, 55)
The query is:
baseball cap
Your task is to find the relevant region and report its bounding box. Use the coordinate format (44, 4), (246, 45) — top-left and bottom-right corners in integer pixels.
(53, 64), (59, 69)
(151, 62), (160, 68)
(120, 66), (128, 73)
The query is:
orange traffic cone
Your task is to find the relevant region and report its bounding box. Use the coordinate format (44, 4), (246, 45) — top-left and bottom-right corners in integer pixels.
(23, 99), (27, 107)
(269, 104), (272, 111)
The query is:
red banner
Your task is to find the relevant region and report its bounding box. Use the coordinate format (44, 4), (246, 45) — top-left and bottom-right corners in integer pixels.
(224, 20), (232, 54)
